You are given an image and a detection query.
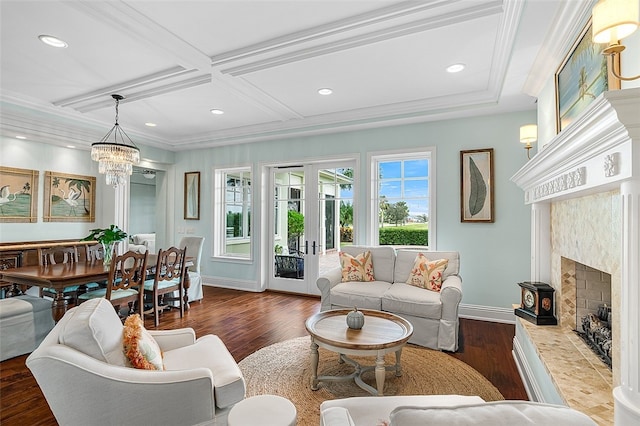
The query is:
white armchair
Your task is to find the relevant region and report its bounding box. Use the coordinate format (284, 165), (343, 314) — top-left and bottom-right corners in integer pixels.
(26, 298), (245, 426)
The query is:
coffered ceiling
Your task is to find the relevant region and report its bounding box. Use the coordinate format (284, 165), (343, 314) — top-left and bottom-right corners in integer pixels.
(0, 1), (592, 151)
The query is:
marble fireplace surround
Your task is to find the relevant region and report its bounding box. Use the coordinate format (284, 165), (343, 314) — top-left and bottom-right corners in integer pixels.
(511, 88), (640, 425)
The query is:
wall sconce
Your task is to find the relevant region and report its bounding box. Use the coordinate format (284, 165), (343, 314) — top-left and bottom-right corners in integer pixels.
(520, 124), (537, 159)
(592, 0), (640, 81)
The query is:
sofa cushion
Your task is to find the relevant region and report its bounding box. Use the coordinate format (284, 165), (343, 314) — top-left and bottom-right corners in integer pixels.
(389, 401), (597, 425)
(395, 250), (459, 284)
(123, 314), (164, 370)
(339, 250), (375, 282)
(331, 281), (393, 310)
(382, 283), (442, 319)
(163, 334), (245, 409)
(58, 298), (128, 366)
(342, 245), (396, 283)
(406, 253), (448, 292)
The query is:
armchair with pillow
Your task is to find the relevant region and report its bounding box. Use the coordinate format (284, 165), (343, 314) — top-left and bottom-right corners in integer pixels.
(26, 298), (245, 426)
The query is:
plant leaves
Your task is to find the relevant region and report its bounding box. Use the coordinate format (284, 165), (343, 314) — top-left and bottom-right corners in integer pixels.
(468, 157), (487, 216)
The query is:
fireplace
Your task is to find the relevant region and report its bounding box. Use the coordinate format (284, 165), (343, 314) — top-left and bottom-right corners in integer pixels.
(511, 88), (640, 425)
(563, 258), (613, 369)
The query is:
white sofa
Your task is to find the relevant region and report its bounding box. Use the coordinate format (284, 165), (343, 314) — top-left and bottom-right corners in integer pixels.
(26, 298), (245, 426)
(319, 395), (596, 426)
(317, 245), (462, 351)
(129, 233), (156, 253)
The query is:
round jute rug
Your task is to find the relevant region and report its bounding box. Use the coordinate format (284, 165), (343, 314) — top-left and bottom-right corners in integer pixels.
(238, 336), (503, 426)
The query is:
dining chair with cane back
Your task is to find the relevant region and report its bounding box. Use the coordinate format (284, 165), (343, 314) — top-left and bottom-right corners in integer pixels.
(38, 246), (100, 303)
(142, 246), (187, 327)
(77, 250), (148, 320)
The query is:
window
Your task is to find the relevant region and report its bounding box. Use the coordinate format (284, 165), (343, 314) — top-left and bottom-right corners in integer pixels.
(371, 150), (433, 247)
(214, 167), (252, 258)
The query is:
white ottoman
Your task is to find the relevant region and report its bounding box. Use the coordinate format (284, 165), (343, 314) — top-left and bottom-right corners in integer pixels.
(0, 295), (55, 361)
(228, 395), (297, 426)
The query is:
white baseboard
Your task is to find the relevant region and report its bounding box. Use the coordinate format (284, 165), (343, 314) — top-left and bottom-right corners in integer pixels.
(202, 277), (262, 292)
(459, 303), (515, 324)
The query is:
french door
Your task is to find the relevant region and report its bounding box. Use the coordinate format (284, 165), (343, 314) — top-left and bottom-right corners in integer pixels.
(268, 161), (355, 295)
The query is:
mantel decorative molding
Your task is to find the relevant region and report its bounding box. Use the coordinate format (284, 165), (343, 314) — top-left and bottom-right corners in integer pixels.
(511, 88), (640, 204)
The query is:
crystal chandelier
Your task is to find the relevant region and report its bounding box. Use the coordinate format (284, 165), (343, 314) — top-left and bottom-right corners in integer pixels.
(91, 94), (140, 187)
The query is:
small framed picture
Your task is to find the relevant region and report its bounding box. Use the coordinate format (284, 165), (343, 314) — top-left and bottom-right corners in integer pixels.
(460, 149), (494, 223)
(184, 171), (200, 220)
(43, 171), (96, 222)
(0, 166), (39, 223)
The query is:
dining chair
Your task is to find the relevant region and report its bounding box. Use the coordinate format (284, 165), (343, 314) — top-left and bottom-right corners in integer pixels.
(142, 246), (187, 327)
(178, 236), (205, 304)
(38, 246), (100, 304)
(84, 243), (105, 262)
(77, 250), (148, 320)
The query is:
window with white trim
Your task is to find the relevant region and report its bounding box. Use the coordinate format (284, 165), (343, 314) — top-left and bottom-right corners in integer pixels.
(214, 167), (252, 258)
(371, 150), (433, 247)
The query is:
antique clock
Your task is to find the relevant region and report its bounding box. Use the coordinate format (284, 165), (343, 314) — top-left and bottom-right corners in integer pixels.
(514, 281), (557, 325)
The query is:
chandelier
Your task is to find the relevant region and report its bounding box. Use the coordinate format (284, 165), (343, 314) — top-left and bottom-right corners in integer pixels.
(91, 94), (140, 187)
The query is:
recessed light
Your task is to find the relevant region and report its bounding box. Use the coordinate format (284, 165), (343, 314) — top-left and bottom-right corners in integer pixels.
(145, 122), (157, 127)
(15, 135), (26, 140)
(38, 35), (68, 48)
(210, 109), (224, 115)
(318, 88), (333, 95)
(446, 63), (465, 73)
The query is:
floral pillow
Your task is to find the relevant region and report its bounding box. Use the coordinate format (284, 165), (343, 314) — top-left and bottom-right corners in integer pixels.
(339, 251), (375, 282)
(123, 314), (164, 370)
(406, 253), (449, 292)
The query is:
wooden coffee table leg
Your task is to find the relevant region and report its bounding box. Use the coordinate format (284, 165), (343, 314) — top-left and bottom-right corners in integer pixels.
(375, 353), (385, 396)
(310, 340), (319, 391)
(395, 348), (403, 376)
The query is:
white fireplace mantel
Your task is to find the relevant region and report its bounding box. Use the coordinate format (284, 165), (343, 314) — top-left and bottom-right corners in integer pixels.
(511, 88), (639, 204)
(511, 87), (640, 425)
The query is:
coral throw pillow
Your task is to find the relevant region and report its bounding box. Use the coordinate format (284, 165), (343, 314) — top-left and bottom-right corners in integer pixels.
(123, 314), (164, 370)
(406, 253), (449, 292)
(339, 251), (375, 282)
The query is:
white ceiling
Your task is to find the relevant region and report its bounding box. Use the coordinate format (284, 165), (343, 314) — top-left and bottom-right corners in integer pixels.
(0, 0), (593, 152)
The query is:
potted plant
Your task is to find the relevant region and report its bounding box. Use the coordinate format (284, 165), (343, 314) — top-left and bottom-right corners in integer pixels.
(82, 224), (128, 265)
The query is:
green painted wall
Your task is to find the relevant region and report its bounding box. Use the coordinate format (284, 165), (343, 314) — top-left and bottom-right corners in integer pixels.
(173, 110), (536, 310)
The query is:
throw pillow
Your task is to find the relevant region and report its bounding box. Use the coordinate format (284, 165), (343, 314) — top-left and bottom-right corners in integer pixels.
(339, 251), (375, 282)
(406, 253), (448, 292)
(123, 314), (164, 370)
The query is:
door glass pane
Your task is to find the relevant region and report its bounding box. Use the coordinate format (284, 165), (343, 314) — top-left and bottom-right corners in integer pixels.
(274, 171), (305, 280)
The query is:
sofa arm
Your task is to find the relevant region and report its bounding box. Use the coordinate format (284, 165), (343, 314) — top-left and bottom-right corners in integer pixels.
(317, 267), (343, 311)
(440, 275), (462, 321)
(320, 407), (356, 426)
(149, 328), (196, 351)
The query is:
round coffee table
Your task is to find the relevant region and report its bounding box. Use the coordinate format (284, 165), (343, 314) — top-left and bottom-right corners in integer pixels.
(305, 309), (413, 396)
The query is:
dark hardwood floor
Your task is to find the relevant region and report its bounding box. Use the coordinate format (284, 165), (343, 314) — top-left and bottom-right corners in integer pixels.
(0, 286), (527, 425)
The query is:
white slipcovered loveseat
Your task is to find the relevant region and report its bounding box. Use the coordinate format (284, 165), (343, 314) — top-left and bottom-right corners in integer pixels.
(26, 298), (245, 425)
(317, 245), (462, 351)
(128, 233), (156, 253)
(319, 395), (596, 425)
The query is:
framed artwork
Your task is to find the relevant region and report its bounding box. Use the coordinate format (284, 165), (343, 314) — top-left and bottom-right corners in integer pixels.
(43, 171), (96, 222)
(460, 148), (494, 223)
(184, 171), (200, 220)
(555, 20), (620, 133)
(0, 166), (38, 223)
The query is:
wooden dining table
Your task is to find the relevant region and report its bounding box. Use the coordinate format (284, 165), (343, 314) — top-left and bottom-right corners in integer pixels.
(0, 254), (192, 321)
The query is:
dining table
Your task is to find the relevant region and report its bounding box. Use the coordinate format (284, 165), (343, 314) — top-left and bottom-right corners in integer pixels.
(0, 254), (193, 321)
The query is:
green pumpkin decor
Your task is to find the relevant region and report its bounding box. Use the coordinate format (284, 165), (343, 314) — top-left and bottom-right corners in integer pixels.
(346, 307), (365, 330)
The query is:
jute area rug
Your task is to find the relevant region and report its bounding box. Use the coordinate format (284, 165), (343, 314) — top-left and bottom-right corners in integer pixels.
(238, 336), (503, 426)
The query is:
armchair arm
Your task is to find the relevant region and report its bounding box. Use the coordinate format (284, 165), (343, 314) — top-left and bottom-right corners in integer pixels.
(440, 275), (463, 322)
(317, 266), (343, 311)
(149, 328), (196, 351)
(27, 344), (215, 426)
